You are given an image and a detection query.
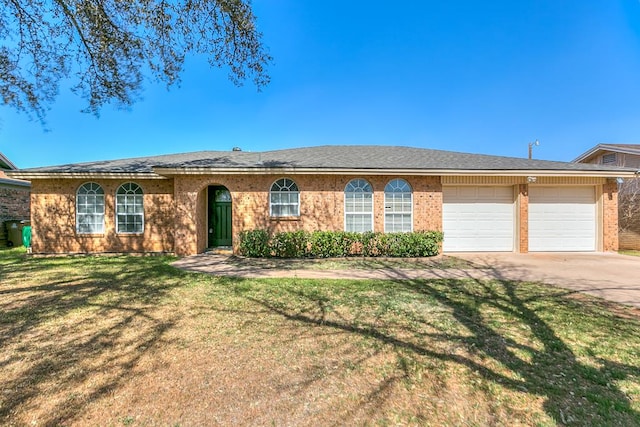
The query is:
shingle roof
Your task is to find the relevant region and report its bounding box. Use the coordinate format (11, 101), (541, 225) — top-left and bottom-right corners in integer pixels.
(605, 144), (640, 150)
(12, 145), (638, 175)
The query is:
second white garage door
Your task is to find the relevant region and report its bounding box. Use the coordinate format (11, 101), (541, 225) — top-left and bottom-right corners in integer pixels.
(529, 186), (596, 252)
(443, 186), (515, 252)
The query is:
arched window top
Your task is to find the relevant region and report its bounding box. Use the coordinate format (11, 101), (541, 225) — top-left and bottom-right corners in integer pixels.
(78, 182), (104, 195)
(345, 179), (373, 193)
(385, 178), (412, 193)
(117, 182), (143, 195)
(270, 178), (298, 192)
(214, 188), (231, 202)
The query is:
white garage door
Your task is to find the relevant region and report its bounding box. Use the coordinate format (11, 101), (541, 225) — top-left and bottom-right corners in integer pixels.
(443, 186), (515, 252)
(529, 186), (596, 252)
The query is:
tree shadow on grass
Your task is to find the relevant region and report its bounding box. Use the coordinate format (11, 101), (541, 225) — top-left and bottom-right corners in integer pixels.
(0, 255), (186, 425)
(237, 275), (640, 425)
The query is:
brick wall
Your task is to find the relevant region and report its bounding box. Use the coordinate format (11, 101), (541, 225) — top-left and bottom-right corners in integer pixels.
(0, 184), (31, 246)
(174, 174), (443, 256)
(517, 184), (529, 253)
(28, 175), (622, 256)
(30, 179), (174, 254)
(602, 182), (619, 252)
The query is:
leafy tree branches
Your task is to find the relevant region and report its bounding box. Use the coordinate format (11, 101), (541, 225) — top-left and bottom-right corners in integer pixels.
(0, 0), (271, 122)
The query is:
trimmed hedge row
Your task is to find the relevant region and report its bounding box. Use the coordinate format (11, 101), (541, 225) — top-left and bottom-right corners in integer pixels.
(238, 230), (444, 258)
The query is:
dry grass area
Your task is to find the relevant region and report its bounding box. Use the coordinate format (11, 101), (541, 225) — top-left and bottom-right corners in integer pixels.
(219, 253), (477, 270)
(1, 248), (639, 426)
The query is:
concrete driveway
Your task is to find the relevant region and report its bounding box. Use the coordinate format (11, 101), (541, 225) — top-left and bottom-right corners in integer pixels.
(452, 252), (640, 308)
(173, 252), (640, 308)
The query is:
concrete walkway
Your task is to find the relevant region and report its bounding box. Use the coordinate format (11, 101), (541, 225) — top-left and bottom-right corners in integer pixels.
(172, 252), (640, 308)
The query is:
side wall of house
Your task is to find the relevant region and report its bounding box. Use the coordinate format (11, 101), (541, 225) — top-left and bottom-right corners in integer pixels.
(30, 179), (174, 254)
(0, 181), (31, 246)
(174, 174), (443, 256)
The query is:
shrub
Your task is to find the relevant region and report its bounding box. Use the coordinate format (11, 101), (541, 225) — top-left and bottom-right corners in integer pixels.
(271, 230), (307, 258)
(238, 229), (270, 257)
(237, 229), (444, 258)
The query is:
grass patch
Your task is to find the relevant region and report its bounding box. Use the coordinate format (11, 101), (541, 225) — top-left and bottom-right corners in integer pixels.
(620, 250), (640, 257)
(220, 254), (477, 270)
(1, 248), (639, 425)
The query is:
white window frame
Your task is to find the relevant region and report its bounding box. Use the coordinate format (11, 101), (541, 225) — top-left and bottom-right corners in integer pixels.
(384, 178), (413, 232)
(270, 178), (300, 217)
(116, 182), (144, 234)
(344, 178), (374, 232)
(76, 182), (105, 234)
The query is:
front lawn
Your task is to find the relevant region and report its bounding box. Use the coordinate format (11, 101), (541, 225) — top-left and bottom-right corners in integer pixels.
(1, 248), (639, 426)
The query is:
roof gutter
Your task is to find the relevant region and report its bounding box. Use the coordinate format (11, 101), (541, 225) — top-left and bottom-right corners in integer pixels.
(0, 177), (31, 188)
(7, 167), (637, 180)
(5, 171), (167, 180)
(152, 167), (638, 178)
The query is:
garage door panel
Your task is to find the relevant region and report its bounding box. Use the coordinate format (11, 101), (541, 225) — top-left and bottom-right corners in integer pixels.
(443, 186), (514, 252)
(529, 186), (596, 252)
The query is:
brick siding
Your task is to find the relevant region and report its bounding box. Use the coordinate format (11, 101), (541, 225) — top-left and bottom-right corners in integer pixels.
(602, 181), (619, 252)
(28, 176), (620, 255)
(30, 179), (174, 253)
(174, 174), (443, 256)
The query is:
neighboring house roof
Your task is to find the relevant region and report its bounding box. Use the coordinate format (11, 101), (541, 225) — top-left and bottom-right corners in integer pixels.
(0, 152), (30, 188)
(573, 144), (640, 163)
(0, 152), (18, 170)
(7, 145), (638, 179)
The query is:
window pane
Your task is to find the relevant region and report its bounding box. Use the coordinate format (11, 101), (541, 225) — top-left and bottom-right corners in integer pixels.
(384, 180), (412, 231)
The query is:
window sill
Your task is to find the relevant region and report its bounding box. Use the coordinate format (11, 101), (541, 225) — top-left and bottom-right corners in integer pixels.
(116, 233), (145, 236)
(269, 216), (300, 222)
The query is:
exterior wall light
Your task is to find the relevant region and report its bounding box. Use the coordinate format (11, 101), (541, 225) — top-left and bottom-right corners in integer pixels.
(527, 176), (537, 183)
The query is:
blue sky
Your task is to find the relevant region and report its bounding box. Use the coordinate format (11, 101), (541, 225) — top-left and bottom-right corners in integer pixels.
(2, 0), (640, 169)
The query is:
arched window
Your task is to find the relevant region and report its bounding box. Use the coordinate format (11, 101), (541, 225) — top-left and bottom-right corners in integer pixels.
(344, 179), (373, 232)
(270, 178), (299, 217)
(76, 182), (105, 234)
(384, 179), (412, 232)
(116, 182), (144, 233)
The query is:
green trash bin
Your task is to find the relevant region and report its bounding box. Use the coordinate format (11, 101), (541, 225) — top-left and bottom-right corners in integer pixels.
(22, 225), (32, 248)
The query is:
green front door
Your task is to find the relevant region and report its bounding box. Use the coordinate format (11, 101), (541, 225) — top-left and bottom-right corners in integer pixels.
(208, 187), (232, 247)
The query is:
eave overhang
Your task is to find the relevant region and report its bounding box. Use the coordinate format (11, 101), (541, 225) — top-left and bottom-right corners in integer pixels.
(151, 167), (638, 178)
(0, 177), (31, 189)
(5, 171), (168, 180)
(8, 167), (637, 180)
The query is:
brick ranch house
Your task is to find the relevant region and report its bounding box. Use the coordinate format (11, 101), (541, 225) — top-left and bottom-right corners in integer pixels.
(0, 152), (31, 246)
(7, 145), (637, 256)
(573, 143), (640, 250)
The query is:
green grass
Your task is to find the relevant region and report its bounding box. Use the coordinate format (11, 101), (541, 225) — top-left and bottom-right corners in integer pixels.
(620, 250), (640, 257)
(1, 247), (639, 426)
